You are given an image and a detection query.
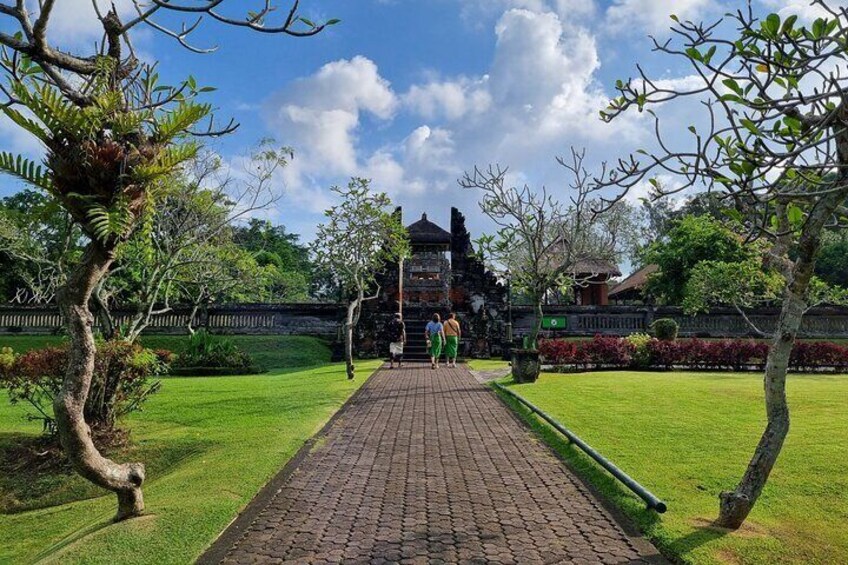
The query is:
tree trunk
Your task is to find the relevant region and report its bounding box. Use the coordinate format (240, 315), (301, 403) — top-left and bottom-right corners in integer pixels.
(528, 299), (543, 350)
(717, 191), (844, 528)
(344, 297), (360, 380)
(91, 281), (116, 340)
(54, 241), (146, 522)
(186, 301), (201, 335)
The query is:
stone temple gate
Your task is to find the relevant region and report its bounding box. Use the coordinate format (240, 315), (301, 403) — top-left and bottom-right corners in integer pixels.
(357, 208), (507, 359)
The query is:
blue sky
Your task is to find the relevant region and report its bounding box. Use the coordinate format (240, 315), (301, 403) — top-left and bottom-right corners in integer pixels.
(0, 0), (824, 242)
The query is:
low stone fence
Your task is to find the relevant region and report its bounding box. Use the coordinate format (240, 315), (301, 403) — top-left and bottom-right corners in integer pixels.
(510, 305), (848, 339)
(0, 303), (344, 338)
(4, 303), (848, 340)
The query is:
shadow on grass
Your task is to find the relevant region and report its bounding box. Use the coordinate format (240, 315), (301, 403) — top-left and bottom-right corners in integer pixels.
(30, 514), (123, 564)
(667, 521), (733, 554)
(0, 432), (212, 515)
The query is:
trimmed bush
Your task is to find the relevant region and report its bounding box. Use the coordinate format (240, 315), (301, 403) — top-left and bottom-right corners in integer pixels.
(539, 335), (631, 369)
(0, 342), (167, 435)
(0, 346), (15, 371)
(539, 336), (848, 372)
(651, 318), (679, 341)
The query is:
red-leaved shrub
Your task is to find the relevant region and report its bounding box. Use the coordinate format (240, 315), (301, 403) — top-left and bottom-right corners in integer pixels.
(0, 342), (168, 435)
(539, 336), (848, 372)
(539, 335), (631, 368)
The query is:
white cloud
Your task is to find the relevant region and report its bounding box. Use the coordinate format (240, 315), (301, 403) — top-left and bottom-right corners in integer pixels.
(554, 0), (597, 20)
(404, 77), (492, 121)
(760, 0), (830, 23)
(265, 56), (398, 185)
(259, 5), (651, 239)
(30, 0), (136, 45)
(606, 0), (717, 34)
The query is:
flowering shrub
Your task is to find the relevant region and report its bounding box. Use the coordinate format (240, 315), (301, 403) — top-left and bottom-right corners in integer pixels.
(0, 342), (167, 435)
(539, 336), (848, 372)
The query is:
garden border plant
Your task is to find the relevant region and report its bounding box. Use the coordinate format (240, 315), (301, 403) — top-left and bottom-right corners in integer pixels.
(170, 330), (263, 377)
(539, 335), (848, 373)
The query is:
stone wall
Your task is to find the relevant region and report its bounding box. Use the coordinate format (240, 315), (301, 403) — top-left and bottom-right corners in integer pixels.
(0, 303), (344, 338)
(509, 305), (848, 339)
(6, 303), (848, 350)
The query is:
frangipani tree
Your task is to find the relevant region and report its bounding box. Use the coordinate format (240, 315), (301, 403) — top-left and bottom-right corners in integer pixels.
(102, 144), (288, 342)
(0, 0), (332, 521)
(460, 149), (624, 350)
(313, 178), (409, 380)
(598, 2), (848, 527)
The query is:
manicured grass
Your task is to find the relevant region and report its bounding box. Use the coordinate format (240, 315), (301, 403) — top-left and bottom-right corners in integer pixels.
(0, 334), (334, 370)
(0, 360), (380, 564)
(498, 371), (848, 564)
(466, 358), (510, 372)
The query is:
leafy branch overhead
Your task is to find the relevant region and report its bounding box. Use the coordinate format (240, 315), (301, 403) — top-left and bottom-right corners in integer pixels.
(599, 6), (848, 227)
(598, 1), (848, 530)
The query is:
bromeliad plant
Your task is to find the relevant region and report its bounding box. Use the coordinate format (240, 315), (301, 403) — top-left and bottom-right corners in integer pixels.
(0, 0), (331, 522)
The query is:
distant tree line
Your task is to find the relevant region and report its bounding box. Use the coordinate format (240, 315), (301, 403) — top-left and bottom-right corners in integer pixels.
(0, 149), (321, 333)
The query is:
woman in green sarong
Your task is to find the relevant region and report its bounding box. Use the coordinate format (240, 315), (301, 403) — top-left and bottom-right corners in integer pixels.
(425, 313), (446, 369)
(443, 312), (461, 368)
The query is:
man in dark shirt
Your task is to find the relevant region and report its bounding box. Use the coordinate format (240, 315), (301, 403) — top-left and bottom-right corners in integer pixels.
(386, 312), (406, 368)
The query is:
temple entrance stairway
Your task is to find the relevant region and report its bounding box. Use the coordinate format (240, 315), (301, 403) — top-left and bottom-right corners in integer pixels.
(400, 315), (431, 362)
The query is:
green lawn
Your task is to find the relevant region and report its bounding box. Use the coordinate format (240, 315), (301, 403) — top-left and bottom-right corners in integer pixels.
(499, 371), (848, 564)
(466, 358), (511, 372)
(0, 359), (380, 564)
(0, 334), (334, 371)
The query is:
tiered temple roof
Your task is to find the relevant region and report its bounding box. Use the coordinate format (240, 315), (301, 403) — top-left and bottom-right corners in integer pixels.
(406, 213), (452, 245)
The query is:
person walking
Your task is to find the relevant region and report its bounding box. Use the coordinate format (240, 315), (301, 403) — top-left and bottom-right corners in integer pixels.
(386, 312), (406, 369)
(444, 312), (461, 368)
(425, 313), (446, 370)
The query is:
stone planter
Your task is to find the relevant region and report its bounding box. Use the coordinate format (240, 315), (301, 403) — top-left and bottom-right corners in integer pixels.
(511, 349), (541, 383)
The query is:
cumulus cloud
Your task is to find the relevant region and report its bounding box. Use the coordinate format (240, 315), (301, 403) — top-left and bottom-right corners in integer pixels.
(29, 0), (136, 45)
(264, 56), (398, 185)
(488, 9), (610, 147)
(760, 0), (831, 22)
(258, 4), (656, 239)
(404, 77), (492, 121)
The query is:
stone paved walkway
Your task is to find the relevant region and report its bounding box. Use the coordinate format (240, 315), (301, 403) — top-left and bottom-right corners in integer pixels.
(204, 364), (664, 564)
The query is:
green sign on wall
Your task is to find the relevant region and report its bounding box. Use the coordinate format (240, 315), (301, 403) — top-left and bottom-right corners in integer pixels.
(542, 316), (567, 330)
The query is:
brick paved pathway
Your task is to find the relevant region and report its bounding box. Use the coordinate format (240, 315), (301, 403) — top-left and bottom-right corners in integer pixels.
(204, 364), (664, 564)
